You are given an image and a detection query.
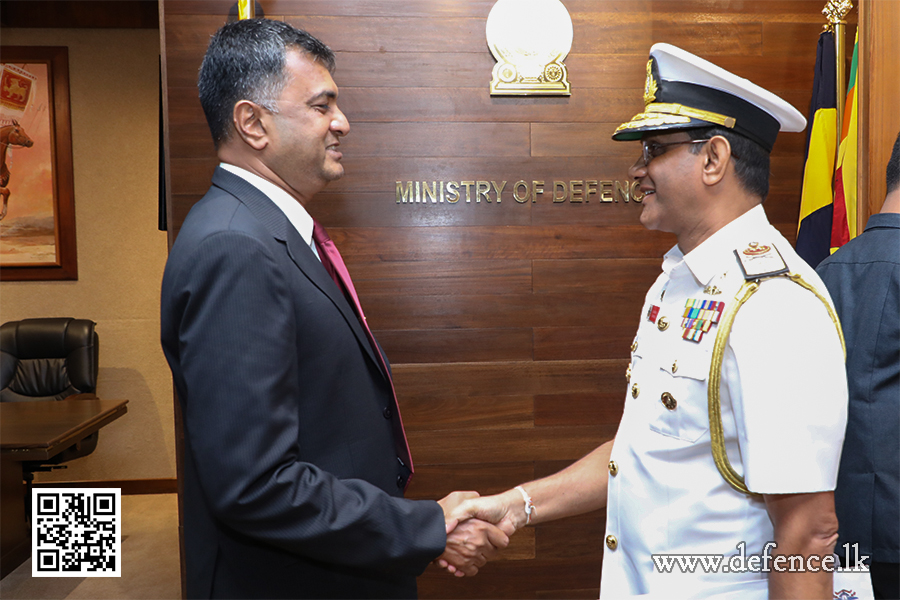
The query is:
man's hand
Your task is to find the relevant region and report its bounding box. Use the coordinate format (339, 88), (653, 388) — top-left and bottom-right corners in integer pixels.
(436, 517), (510, 577)
(434, 491), (523, 576)
(435, 491), (511, 577)
(437, 491), (480, 532)
(446, 491), (524, 537)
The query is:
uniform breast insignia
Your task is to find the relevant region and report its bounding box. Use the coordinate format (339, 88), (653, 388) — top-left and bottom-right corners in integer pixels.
(743, 242), (770, 255)
(681, 298), (725, 342)
(735, 242), (789, 280)
(703, 285), (722, 295)
(646, 304), (660, 323)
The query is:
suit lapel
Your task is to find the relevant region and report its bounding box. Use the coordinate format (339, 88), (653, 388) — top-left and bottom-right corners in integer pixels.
(283, 226), (386, 377)
(210, 167), (386, 379)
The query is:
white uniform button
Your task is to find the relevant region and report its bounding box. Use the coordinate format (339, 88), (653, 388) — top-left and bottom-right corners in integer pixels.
(608, 460), (618, 476)
(661, 392), (677, 410)
(657, 316), (669, 331)
(631, 383), (640, 399)
(606, 535), (618, 550)
(631, 340), (638, 353)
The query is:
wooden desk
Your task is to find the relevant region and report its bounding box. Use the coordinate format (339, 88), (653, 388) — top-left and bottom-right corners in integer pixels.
(0, 398), (128, 578)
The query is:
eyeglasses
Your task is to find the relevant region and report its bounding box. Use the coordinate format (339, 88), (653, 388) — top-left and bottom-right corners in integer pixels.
(640, 139), (710, 166)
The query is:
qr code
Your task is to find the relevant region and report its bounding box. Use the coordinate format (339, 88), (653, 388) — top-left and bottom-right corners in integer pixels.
(32, 488), (121, 577)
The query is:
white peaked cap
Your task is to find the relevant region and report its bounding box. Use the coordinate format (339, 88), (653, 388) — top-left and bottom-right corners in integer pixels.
(613, 43), (807, 151)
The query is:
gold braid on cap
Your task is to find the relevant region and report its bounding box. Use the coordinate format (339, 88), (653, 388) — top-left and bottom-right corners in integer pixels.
(613, 113), (693, 134)
(613, 103), (738, 136)
(707, 273), (845, 496)
(645, 103), (737, 129)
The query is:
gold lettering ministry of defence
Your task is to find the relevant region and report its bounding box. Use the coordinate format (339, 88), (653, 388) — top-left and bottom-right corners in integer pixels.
(486, 0), (573, 96)
(395, 180), (645, 204)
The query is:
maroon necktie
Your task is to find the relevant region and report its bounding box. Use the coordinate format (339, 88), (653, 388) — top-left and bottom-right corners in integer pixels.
(311, 221), (414, 485)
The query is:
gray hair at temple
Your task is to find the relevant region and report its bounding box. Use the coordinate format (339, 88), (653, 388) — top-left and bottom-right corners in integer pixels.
(887, 131), (900, 195)
(197, 18), (335, 149)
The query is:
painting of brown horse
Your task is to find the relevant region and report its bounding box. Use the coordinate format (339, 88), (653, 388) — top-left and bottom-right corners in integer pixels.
(1, 47), (77, 280)
(0, 120), (34, 220)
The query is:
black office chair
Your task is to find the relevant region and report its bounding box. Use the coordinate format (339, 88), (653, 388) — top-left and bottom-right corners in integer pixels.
(0, 317), (101, 467)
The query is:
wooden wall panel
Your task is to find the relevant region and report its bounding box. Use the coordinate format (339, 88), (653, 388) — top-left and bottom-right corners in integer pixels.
(344, 123), (532, 157)
(161, 1), (830, 597)
(858, 0), (900, 228)
(364, 292), (639, 331)
(351, 259), (534, 295)
(375, 328), (534, 363)
(401, 396), (535, 431)
(317, 192), (537, 227)
(535, 393), (626, 427)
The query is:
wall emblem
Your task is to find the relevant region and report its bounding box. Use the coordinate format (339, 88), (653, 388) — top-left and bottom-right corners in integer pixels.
(486, 0), (573, 96)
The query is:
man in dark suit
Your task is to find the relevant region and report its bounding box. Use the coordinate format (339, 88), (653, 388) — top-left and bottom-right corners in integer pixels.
(816, 133), (900, 600)
(160, 18), (507, 599)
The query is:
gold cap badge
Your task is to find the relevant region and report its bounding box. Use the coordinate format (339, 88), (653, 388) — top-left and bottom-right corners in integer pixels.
(644, 59), (658, 107)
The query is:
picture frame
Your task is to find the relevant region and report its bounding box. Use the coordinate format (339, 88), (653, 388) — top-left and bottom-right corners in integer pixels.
(0, 46), (77, 281)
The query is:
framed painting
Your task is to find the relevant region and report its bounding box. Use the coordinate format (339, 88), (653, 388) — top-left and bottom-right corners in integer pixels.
(0, 46), (77, 281)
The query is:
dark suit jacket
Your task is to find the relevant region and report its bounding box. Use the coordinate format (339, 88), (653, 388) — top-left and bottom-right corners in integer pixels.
(817, 212), (900, 564)
(161, 167), (446, 599)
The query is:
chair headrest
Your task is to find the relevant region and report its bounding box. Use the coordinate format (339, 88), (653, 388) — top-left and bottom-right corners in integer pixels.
(1, 318), (96, 359)
(0, 318), (99, 401)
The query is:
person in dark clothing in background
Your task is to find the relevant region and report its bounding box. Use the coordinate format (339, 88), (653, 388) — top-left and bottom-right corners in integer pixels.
(817, 131), (900, 600)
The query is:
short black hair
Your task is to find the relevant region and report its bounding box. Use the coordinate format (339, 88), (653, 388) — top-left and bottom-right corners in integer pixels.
(887, 131), (900, 195)
(197, 18), (335, 148)
(685, 126), (770, 200)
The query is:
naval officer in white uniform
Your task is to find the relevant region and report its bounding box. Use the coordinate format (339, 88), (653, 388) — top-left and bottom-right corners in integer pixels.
(440, 44), (849, 599)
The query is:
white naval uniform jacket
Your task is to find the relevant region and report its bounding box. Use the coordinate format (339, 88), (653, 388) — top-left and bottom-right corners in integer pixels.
(600, 205), (848, 599)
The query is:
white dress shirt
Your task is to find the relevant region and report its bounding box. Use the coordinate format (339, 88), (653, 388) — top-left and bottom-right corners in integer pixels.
(219, 163), (317, 257)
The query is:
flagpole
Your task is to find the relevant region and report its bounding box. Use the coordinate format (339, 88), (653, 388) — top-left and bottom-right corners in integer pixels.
(823, 0), (853, 148)
(238, 0), (256, 20)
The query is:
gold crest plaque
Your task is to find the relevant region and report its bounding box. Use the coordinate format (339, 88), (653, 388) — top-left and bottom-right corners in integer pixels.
(486, 0), (573, 96)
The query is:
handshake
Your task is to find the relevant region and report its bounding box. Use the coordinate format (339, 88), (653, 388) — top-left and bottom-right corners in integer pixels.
(428, 440), (614, 577)
(433, 488), (532, 578)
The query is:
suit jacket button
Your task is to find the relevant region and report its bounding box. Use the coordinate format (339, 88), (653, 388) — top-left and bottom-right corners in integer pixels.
(396, 475), (405, 489)
(383, 407), (392, 419)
